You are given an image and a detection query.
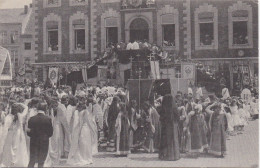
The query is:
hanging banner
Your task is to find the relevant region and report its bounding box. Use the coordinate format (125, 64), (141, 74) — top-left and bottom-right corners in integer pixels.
(48, 67), (59, 84)
(182, 63), (195, 79)
(150, 61), (160, 79)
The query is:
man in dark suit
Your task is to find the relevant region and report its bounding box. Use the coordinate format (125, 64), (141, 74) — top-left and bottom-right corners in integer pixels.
(27, 103), (53, 168)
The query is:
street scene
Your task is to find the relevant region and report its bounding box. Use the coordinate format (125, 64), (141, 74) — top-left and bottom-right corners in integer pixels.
(0, 0), (259, 167)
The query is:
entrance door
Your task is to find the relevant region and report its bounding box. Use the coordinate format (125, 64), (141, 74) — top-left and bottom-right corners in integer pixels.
(129, 18), (149, 42)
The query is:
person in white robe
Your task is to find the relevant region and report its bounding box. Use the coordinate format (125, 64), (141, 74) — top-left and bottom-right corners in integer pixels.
(45, 101), (62, 166)
(66, 97), (77, 133)
(132, 41), (140, 50)
(0, 103), (29, 167)
(67, 104), (93, 166)
(126, 41), (133, 50)
(57, 97), (71, 158)
(86, 100), (99, 155)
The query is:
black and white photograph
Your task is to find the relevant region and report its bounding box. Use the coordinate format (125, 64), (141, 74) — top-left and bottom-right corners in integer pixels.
(0, 0), (259, 167)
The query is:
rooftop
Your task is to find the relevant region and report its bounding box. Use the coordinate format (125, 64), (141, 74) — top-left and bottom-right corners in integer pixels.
(0, 8), (27, 24)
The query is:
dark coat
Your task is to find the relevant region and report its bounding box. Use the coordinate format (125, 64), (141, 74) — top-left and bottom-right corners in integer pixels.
(27, 113), (53, 166)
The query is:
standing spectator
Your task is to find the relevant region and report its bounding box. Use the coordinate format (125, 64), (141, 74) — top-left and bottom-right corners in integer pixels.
(27, 103), (53, 168)
(115, 102), (130, 156)
(159, 94), (180, 161)
(209, 103), (228, 158)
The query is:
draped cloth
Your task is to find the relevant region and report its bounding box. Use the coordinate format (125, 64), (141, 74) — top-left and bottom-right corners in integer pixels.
(67, 110), (93, 166)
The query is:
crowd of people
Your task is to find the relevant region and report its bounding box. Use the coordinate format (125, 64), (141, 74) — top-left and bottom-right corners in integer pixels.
(0, 82), (258, 167)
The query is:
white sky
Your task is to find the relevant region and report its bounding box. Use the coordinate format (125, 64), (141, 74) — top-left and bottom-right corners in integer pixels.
(0, 0), (32, 9)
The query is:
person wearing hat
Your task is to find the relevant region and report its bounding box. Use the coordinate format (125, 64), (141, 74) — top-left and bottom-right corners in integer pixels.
(208, 102), (228, 158)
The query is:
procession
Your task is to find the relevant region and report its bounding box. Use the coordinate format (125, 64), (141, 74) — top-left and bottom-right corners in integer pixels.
(0, 0), (259, 167)
(0, 79), (258, 167)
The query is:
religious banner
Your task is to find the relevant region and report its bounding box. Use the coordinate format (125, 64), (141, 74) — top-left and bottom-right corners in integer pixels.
(182, 63), (195, 79)
(48, 67), (59, 84)
(150, 61), (160, 79)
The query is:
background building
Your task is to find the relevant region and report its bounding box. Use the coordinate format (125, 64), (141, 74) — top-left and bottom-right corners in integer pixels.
(33, 0), (258, 90)
(0, 4), (35, 83)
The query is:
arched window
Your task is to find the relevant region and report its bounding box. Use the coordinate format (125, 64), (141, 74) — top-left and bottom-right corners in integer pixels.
(194, 4), (218, 50)
(228, 1), (253, 48)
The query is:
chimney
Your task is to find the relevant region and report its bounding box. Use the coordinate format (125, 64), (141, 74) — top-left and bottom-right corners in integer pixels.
(24, 5), (28, 14)
(30, 3), (32, 8)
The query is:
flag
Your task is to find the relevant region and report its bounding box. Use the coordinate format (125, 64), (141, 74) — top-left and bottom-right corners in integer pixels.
(150, 61), (160, 79)
(48, 67), (59, 84)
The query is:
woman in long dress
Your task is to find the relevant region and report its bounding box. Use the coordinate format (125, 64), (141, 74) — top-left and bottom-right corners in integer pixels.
(0, 103), (29, 167)
(115, 102), (130, 156)
(67, 102), (93, 166)
(44, 100), (62, 166)
(209, 103), (228, 157)
(107, 96), (120, 151)
(230, 100), (242, 131)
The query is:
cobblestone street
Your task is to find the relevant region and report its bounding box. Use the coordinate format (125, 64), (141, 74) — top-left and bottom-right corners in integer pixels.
(59, 120), (258, 167)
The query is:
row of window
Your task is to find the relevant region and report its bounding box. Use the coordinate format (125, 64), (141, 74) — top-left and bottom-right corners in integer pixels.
(43, 2), (253, 53)
(0, 31), (19, 45)
(45, 19), (251, 53)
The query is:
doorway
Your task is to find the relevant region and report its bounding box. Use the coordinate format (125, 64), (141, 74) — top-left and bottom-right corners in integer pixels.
(129, 18), (149, 42)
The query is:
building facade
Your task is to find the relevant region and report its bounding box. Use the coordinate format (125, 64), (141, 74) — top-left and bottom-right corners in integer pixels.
(33, 0), (258, 88)
(0, 5), (35, 83)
